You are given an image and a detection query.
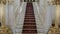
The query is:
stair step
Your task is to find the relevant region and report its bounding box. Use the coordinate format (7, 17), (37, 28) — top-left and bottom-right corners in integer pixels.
(25, 14), (32, 15)
(24, 23), (36, 24)
(24, 20), (35, 22)
(26, 11), (33, 12)
(24, 20), (35, 21)
(25, 18), (35, 19)
(25, 15), (34, 17)
(25, 17), (35, 18)
(22, 30), (37, 33)
(23, 26), (36, 29)
(24, 19), (35, 20)
(26, 12), (33, 13)
(24, 22), (35, 23)
(25, 23), (34, 24)
(22, 33), (37, 34)
(25, 16), (34, 17)
(23, 25), (36, 26)
(26, 12), (34, 13)
(23, 27), (37, 29)
(25, 14), (34, 15)
(25, 15), (34, 16)
(23, 29), (37, 30)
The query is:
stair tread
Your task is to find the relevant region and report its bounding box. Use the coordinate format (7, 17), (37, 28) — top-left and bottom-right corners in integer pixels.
(25, 15), (34, 17)
(24, 20), (35, 22)
(22, 33), (37, 34)
(25, 22), (35, 23)
(25, 16), (34, 18)
(23, 29), (37, 30)
(24, 19), (35, 20)
(23, 25), (36, 26)
(24, 23), (36, 25)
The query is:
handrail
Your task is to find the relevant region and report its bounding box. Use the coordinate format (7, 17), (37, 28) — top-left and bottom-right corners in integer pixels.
(20, 2), (25, 13)
(15, 2), (27, 23)
(35, 2), (44, 23)
(15, 2), (24, 18)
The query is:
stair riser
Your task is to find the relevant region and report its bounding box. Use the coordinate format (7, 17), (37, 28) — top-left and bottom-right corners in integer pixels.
(25, 17), (35, 18)
(22, 30), (37, 33)
(25, 17), (35, 19)
(24, 23), (36, 25)
(25, 15), (34, 18)
(23, 26), (36, 29)
(24, 20), (35, 22)
(26, 15), (34, 17)
(25, 14), (34, 15)
(25, 13), (34, 15)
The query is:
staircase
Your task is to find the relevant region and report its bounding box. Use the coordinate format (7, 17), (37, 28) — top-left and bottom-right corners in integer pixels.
(22, 3), (37, 34)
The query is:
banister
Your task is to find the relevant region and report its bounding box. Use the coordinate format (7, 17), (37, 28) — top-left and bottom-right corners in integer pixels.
(35, 2), (44, 23)
(15, 2), (24, 19)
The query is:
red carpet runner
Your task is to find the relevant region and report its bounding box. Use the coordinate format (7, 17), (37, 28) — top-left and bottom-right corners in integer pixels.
(22, 3), (37, 34)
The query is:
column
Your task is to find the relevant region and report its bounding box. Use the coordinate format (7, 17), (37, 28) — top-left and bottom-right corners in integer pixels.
(55, 5), (60, 28)
(5, 0), (9, 25)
